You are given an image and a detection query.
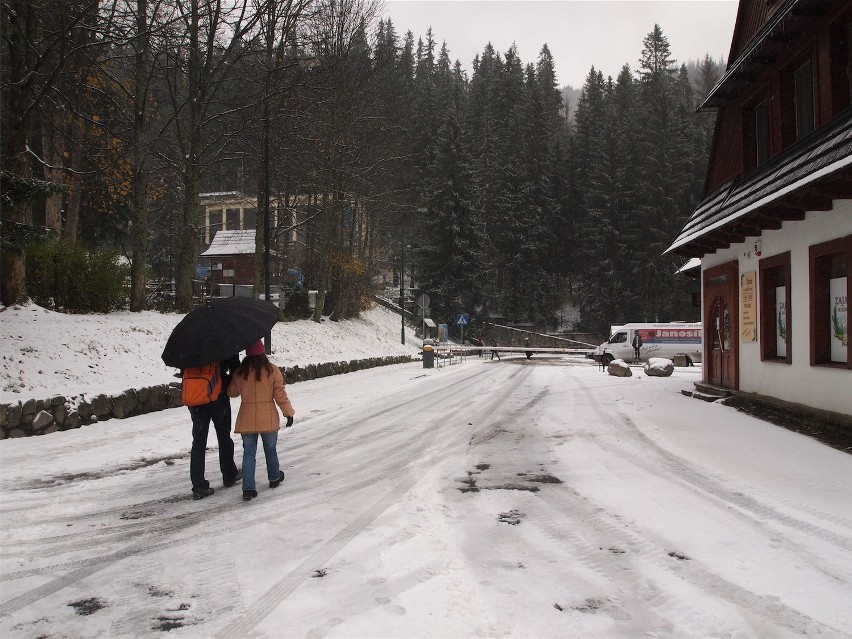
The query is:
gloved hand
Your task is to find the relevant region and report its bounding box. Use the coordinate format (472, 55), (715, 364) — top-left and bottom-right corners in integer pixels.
(285, 416), (294, 428)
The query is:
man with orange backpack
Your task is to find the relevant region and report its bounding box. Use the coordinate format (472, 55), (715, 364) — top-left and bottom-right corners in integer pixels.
(182, 353), (241, 499)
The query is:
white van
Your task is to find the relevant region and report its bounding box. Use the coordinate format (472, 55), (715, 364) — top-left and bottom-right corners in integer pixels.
(592, 322), (702, 365)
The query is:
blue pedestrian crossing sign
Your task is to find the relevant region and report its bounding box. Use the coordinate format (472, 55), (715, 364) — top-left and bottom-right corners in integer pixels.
(455, 313), (469, 326)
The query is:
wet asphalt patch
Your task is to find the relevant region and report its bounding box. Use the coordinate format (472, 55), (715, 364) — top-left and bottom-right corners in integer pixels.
(68, 597), (106, 616)
(497, 510), (525, 525)
(152, 603), (191, 632)
(601, 546), (626, 554)
(457, 465), (562, 493)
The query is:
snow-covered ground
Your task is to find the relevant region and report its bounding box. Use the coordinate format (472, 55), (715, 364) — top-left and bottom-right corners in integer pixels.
(0, 301), (421, 403)
(1, 303), (851, 638)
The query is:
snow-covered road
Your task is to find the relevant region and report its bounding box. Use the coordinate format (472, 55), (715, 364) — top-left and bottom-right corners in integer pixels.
(1, 356), (850, 638)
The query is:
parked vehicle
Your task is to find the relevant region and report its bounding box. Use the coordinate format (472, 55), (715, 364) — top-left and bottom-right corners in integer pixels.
(592, 322), (702, 365)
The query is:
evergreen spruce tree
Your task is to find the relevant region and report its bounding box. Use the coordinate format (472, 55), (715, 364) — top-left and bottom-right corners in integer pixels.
(634, 24), (694, 322)
(486, 50), (555, 323)
(693, 54), (722, 201)
(534, 44), (564, 137)
(545, 135), (573, 287)
(576, 75), (623, 334)
(609, 65), (643, 321)
(412, 30), (438, 197)
(415, 86), (489, 326)
(695, 54), (722, 102)
(572, 67), (607, 286)
(400, 31), (416, 96)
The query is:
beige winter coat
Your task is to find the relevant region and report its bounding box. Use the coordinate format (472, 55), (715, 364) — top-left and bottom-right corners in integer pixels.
(227, 364), (295, 434)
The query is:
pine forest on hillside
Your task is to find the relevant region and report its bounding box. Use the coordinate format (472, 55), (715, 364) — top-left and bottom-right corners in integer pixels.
(1, 1), (724, 337)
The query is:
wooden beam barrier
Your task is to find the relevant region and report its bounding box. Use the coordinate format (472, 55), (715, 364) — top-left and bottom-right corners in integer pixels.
(433, 346), (594, 358)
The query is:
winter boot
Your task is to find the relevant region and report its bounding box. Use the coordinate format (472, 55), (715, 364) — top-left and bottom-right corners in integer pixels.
(224, 469), (242, 488)
(192, 486), (214, 500)
(269, 471), (285, 488)
(243, 489), (258, 501)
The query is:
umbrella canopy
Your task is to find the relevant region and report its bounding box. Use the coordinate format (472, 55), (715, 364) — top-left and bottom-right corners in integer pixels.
(161, 297), (278, 369)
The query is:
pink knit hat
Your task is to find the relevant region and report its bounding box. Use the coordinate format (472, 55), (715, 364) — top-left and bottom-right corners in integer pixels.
(246, 340), (265, 357)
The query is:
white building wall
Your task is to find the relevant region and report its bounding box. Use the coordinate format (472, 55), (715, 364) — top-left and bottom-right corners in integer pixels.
(700, 201), (852, 416)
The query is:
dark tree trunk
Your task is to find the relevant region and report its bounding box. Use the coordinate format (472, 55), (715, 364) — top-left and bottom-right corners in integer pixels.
(129, 0), (150, 312)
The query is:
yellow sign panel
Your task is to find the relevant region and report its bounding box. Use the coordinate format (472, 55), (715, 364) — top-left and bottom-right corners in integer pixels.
(741, 271), (757, 342)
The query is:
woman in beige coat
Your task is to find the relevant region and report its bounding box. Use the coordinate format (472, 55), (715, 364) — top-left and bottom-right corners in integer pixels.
(227, 340), (295, 501)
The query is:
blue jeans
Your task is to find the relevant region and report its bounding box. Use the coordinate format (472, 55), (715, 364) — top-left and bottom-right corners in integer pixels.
(241, 432), (280, 490)
(188, 393), (239, 490)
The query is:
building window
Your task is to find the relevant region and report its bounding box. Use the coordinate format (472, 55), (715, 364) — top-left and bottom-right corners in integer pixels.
(830, 20), (852, 116)
(809, 237), (851, 368)
(208, 209), (223, 242)
(755, 99), (770, 166)
(226, 208), (240, 230)
(759, 252), (792, 363)
(794, 59), (815, 140)
(243, 208), (256, 230)
(744, 94), (770, 170)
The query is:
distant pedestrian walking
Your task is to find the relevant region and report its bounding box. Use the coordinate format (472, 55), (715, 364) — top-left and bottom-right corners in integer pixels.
(227, 340), (295, 501)
(632, 332), (643, 362)
(490, 339), (501, 360)
(524, 337), (533, 360)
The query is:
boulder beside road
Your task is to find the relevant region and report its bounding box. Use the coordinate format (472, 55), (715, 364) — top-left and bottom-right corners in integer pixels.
(607, 359), (633, 377)
(645, 357), (675, 377)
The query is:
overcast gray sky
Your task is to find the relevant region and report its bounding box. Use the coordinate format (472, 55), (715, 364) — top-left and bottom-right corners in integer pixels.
(383, 1), (739, 88)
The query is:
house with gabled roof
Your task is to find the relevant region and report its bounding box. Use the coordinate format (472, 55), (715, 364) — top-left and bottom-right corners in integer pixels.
(199, 229), (270, 286)
(666, 0), (851, 419)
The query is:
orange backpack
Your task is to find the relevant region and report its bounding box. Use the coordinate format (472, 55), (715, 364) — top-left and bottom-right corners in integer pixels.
(181, 363), (222, 406)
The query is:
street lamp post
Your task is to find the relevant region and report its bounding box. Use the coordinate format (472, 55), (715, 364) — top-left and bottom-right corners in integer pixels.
(261, 3), (273, 355)
(400, 242), (405, 345)
(262, 81), (272, 354)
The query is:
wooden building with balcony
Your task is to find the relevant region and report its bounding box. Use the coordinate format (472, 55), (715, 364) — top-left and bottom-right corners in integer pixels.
(666, 0), (851, 419)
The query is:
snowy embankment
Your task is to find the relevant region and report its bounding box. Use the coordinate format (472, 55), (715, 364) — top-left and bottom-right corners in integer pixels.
(0, 301), (422, 404)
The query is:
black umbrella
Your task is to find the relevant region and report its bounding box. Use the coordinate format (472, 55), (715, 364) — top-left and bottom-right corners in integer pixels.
(161, 297), (279, 369)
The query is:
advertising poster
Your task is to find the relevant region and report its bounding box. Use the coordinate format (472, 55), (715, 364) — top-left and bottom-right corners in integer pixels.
(643, 328), (701, 343)
(438, 323), (449, 343)
(740, 271), (756, 342)
(775, 287), (786, 358)
(830, 277), (848, 362)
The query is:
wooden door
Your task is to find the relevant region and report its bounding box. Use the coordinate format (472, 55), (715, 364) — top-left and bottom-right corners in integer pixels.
(703, 262), (739, 389)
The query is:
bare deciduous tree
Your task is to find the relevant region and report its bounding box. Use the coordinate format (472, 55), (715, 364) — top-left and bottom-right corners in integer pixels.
(1, 0), (102, 305)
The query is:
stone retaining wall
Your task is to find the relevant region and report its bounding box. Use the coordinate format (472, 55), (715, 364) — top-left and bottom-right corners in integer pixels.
(0, 355), (414, 439)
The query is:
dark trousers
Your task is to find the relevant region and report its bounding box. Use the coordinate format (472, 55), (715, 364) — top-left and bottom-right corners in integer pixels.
(634, 347), (641, 361)
(189, 393), (238, 489)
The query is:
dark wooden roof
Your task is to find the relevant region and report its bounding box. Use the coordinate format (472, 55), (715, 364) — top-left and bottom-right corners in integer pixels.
(700, 0), (827, 110)
(666, 110), (852, 257)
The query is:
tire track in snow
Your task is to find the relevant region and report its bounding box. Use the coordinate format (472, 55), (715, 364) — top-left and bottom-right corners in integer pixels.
(0, 364), (511, 560)
(107, 544), (242, 638)
(213, 467), (426, 638)
(0, 363), (531, 621)
(213, 371), (550, 638)
(538, 485), (845, 639)
(559, 370), (848, 637)
(572, 373), (852, 554)
(528, 494), (740, 637)
(460, 365), (843, 637)
(0, 400), (459, 581)
(464, 376), (689, 636)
